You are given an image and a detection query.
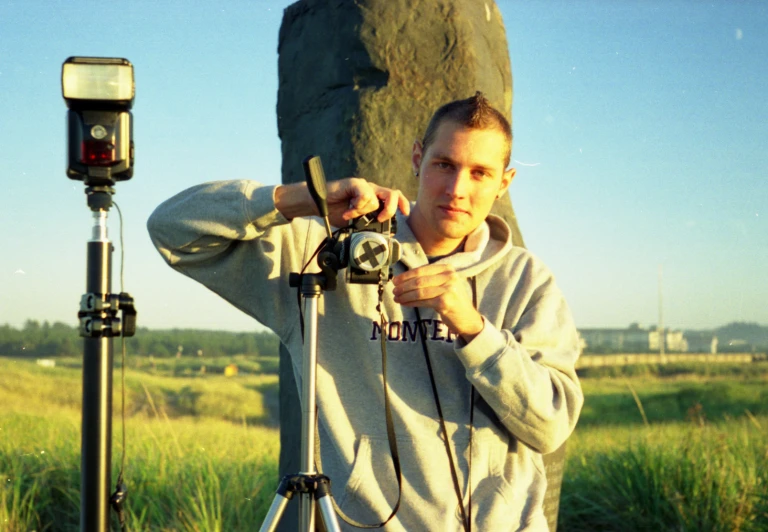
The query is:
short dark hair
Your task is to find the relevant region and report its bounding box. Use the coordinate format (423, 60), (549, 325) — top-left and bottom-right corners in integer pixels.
(421, 91), (513, 168)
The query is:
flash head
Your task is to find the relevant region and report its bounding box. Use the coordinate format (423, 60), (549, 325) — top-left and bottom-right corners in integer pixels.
(62, 57), (134, 110)
(62, 57), (135, 185)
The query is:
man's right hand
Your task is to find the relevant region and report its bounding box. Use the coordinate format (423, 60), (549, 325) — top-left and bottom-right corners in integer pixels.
(275, 178), (410, 228)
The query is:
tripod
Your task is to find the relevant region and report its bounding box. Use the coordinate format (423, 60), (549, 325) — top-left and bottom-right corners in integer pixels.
(260, 270), (342, 532)
(261, 155), (404, 531)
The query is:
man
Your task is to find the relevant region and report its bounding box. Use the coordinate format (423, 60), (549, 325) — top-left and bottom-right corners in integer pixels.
(148, 92), (582, 531)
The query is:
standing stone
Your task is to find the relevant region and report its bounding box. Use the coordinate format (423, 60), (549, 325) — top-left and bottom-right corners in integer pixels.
(277, 0), (521, 242)
(274, 1), (564, 531)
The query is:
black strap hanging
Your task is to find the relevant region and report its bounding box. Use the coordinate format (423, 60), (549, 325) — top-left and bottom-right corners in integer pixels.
(413, 276), (478, 532)
(313, 281), (403, 529)
(308, 259), (478, 530)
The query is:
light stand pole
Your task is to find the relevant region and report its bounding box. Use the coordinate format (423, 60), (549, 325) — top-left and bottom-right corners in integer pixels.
(78, 197), (112, 531)
(62, 57), (137, 532)
(78, 189), (136, 531)
(81, 201), (113, 532)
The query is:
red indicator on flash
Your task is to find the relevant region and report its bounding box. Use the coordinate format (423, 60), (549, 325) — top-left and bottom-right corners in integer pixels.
(81, 141), (115, 165)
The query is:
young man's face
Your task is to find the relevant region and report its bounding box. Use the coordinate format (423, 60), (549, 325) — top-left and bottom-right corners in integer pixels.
(409, 120), (515, 256)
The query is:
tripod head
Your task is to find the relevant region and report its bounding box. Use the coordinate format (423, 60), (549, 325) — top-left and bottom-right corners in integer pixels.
(293, 156), (401, 291)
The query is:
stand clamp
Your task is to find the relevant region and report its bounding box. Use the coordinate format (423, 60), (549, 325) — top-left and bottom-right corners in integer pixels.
(78, 292), (137, 338)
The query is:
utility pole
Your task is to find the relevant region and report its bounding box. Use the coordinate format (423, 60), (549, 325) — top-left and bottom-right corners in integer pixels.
(658, 265), (666, 362)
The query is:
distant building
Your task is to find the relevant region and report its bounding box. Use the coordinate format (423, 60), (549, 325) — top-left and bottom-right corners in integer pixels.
(580, 323), (715, 354)
(579, 323), (650, 353)
(649, 327), (687, 352)
(683, 331), (719, 353)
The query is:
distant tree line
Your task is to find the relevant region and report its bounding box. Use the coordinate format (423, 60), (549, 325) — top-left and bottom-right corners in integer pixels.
(3, 320), (766, 359)
(712, 321), (768, 350)
(0, 320), (279, 358)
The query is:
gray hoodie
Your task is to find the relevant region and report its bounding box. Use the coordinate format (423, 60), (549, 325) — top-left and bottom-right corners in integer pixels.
(147, 180), (583, 531)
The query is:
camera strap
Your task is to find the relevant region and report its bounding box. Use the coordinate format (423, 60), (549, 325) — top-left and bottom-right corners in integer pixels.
(313, 271), (403, 529)
(413, 275), (477, 532)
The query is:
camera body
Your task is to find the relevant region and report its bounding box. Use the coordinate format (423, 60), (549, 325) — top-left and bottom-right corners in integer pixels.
(341, 205), (401, 284)
(300, 154), (400, 285)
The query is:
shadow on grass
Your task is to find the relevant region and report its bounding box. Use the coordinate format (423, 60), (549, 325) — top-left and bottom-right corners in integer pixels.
(245, 380), (280, 427)
(166, 385), (204, 416)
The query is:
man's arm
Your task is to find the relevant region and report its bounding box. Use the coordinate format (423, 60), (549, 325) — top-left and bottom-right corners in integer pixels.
(392, 260), (583, 454)
(148, 178), (409, 266)
(275, 179), (410, 226)
(147, 180), (304, 337)
(147, 179), (409, 337)
(457, 280), (582, 455)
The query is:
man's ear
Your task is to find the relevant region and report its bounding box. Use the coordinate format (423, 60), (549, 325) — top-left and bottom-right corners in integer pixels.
(412, 140), (423, 176)
(498, 167), (516, 196)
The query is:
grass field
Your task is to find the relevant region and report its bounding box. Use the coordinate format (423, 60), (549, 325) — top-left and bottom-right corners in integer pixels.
(1, 356), (767, 530)
(563, 365), (768, 531)
(0, 355), (280, 531)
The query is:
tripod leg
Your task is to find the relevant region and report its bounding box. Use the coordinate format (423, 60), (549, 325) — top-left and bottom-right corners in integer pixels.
(299, 491), (316, 531)
(260, 476), (297, 532)
(316, 476), (341, 532)
(317, 495), (341, 532)
(259, 493), (291, 532)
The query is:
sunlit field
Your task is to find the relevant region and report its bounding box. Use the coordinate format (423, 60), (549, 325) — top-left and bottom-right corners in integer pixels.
(0, 356), (280, 531)
(1, 356), (766, 530)
(562, 364), (768, 531)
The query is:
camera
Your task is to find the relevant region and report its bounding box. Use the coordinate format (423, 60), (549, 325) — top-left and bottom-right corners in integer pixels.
(340, 203), (401, 284)
(301, 155), (401, 286)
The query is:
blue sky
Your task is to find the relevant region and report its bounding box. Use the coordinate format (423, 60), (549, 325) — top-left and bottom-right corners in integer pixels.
(1, 0), (766, 332)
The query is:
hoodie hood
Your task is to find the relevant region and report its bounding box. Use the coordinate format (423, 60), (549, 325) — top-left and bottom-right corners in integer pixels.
(394, 209), (513, 277)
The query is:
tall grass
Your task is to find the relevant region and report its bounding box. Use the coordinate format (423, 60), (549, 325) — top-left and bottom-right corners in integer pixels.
(2, 357), (767, 530)
(561, 365), (768, 531)
(0, 357), (279, 530)
(561, 417), (768, 531)
(120, 416), (278, 531)
(1, 406), (279, 531)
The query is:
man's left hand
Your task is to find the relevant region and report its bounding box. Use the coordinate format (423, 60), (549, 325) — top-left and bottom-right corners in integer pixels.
(392, 264), (484, 341)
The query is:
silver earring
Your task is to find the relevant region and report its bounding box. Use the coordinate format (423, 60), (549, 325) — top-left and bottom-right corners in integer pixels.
(414, 170), (419, 177)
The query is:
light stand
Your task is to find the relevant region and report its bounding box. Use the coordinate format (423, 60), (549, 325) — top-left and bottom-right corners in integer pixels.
(62, 56), (137, 532)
